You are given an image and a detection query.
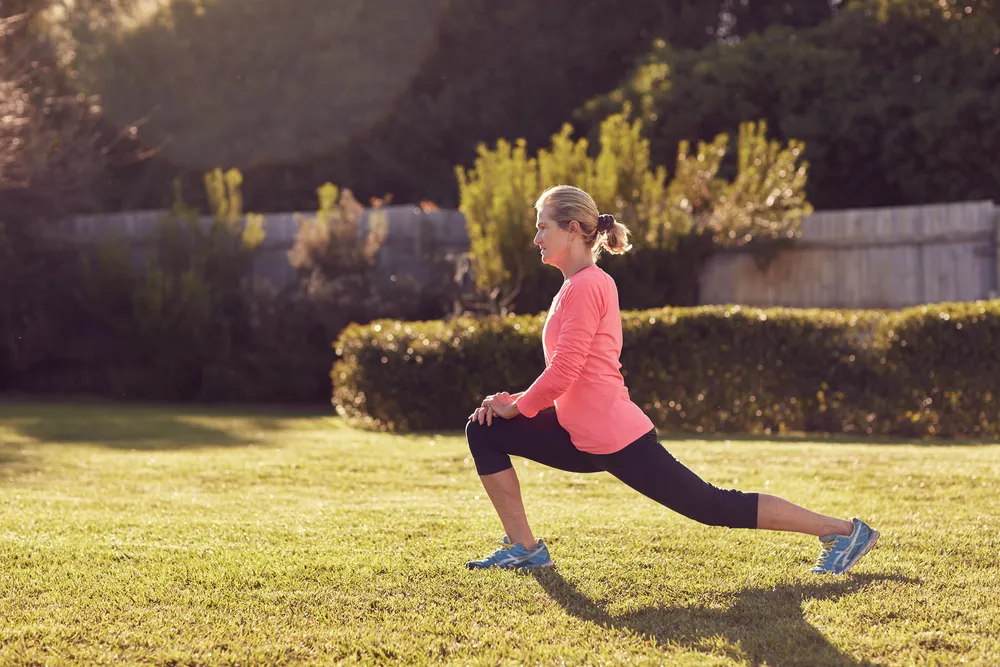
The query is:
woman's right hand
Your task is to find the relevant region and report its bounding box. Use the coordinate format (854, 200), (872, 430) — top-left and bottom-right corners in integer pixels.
(469, 392), (513, 426)
(482, 391), (512, 409)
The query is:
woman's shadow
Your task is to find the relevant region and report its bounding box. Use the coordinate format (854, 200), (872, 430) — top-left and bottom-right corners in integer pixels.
(530, 567), (915, 666)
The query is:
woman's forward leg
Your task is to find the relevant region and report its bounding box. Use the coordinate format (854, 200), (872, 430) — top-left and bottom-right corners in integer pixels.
(465, 408), (598, 566)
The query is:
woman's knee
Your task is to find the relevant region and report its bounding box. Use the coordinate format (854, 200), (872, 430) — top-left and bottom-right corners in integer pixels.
(466, 419), (494, 458)
(465, 419), (512, 476)
(466, 418), (487, 447)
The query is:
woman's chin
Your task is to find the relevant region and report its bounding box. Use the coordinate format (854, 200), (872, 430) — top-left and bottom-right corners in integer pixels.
(540, 250), (561, 267)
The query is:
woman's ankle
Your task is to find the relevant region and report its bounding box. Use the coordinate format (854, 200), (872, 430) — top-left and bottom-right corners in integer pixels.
(509, 533), (537, 548)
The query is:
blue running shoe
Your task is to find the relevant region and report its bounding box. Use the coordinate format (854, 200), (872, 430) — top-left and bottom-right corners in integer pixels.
(810, 518), (880, 575)
(465, 536), (554, 570)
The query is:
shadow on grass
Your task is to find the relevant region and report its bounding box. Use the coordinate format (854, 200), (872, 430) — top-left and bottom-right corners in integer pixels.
(0, 442), (24, 467)
(531, 569), (916, 666)
(0, 400), (332, 451)
(0, 436), (39, 476)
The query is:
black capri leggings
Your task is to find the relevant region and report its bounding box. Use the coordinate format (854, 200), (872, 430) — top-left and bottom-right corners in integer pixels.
(466, 407), (759, 529)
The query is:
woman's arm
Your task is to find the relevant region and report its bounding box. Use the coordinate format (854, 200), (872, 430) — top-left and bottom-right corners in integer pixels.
(514, 279), (603, 418)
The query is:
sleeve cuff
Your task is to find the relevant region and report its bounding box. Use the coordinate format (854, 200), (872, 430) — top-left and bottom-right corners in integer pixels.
(514, 393), (543, 419)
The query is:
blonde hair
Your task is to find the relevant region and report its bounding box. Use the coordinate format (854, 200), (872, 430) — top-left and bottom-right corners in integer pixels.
(534, 185), (632, 261)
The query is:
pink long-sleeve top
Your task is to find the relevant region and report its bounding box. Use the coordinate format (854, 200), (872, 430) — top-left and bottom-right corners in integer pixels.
(514, 264), (655, 454)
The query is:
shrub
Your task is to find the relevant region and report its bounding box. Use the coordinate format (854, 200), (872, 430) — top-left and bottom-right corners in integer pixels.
(62, 173), (433, 404)
(332, 313), (548, 432)
(332, 299), (1000, 440)
(456, 107), (811, 314)
(874, 301), (1000, 438)
(285, 183), (409, 337)
(278, 183), (438, 402)
(6, 159), (452, 404)
(75, 169), (267, 400)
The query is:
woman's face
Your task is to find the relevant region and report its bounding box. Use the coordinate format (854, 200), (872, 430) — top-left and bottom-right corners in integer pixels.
(534, 205), (575, 268)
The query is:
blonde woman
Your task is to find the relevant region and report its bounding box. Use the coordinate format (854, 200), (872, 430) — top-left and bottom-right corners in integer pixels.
(465, 185), (879, 574)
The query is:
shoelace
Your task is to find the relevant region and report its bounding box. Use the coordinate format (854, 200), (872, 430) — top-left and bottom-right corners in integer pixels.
(814, 540), (837, 568)
(485, 542), (517, 561)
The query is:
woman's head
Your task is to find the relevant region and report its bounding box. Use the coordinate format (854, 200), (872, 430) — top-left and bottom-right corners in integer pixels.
(533, 185), (632, 269)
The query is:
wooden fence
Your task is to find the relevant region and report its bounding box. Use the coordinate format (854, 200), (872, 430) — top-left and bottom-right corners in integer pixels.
(54, 205), (471, 294)
(699, 200), (999, 308)
(57, 200), (999, 310)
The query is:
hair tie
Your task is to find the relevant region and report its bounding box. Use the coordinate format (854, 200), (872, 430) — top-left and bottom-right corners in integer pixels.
(597, 214), (615, 233)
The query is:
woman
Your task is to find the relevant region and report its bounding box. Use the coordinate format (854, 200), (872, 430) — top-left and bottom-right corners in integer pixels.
(464, 184), (879, 574)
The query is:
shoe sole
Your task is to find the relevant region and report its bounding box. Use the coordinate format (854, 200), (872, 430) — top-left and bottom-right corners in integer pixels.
(515, 559), (555, 570)
(837, 529), (880, 575)
(465, 559), (555, 570)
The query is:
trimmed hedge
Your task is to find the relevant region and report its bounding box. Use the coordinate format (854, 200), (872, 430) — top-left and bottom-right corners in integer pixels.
(332, 300), (1000, 439)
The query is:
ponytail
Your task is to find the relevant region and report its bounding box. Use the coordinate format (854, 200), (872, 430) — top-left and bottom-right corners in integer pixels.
(594, 213), (632, 260)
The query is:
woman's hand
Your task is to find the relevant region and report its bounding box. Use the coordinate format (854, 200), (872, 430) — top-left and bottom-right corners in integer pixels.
(485, 398), (520, 420)
(468, 391), (518, 426)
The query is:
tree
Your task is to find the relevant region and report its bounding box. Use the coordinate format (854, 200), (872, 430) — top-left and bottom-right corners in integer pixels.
(720, 0), (850, 39)
(48, 0), (847, 212)
(575, 0), (1000, 211)
(0, 5), (144, 390)
(0, 10), (106, 388)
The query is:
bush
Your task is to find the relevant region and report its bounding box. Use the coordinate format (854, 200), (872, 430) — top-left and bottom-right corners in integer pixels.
(332, 299), (1000, 440)
(285, 183), (414, 338)
(72, 169), (269, 400)
(59, 173), (433, 404)
(332, 313), (549, 432)
(875, 301), (1000, 438)
(456, 107), (811, 314)
(5, 158), (452, 404)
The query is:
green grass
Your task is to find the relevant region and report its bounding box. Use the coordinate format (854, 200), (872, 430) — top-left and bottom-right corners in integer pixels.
(1, 401), (998, 666)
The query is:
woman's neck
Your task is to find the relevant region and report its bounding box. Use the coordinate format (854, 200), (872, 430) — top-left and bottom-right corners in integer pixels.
(561, 251), (595, 280)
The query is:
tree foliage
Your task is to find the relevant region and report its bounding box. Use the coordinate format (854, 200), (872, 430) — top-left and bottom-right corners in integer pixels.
(49, 0), (847, 212)
(576, 0), (1000, 211)
(0, 7), (129, 390)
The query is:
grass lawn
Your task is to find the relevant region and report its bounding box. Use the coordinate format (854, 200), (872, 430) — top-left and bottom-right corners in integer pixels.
(1, 401), (998, 666)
